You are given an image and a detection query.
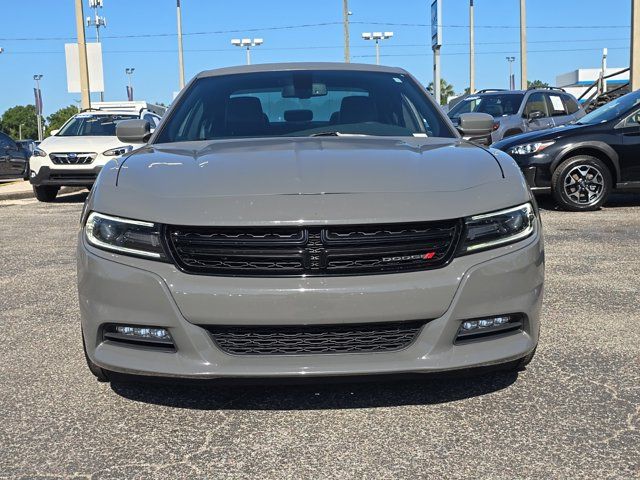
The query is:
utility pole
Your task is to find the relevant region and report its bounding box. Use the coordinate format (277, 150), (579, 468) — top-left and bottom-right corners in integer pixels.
(86, 0), (106, 101)
(33, 75), (43, 142)
(176, 0), (185, 90)
(125, 68), (135, 101)
(74, 0), (91, 110)
(431, 0), (442, 105)
(469, 0), (475, 94)
(520, 0), (527, 90)
(631, 0), (640, 90)
(343, 0), (351, 62)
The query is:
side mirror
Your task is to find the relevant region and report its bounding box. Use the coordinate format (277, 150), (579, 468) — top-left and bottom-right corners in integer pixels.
(457, 112), (494, 139)
(527, 110), (544, 122)
(116, 119), (152, 144)
(50, 129), (59, 136)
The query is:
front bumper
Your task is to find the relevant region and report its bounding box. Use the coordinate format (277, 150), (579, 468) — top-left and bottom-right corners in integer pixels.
(78, 230), (544, 379)
(29, 165), (102, 186)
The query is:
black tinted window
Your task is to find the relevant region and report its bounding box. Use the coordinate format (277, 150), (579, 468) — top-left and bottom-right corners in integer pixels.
(0, 132), (15, 149)
(155, 70), (454, 142)
(547, 94), (568, 116)
(563, 95), (580, 114)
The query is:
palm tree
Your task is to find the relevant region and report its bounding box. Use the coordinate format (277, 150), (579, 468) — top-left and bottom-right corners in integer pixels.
(427, 79), (456, 105)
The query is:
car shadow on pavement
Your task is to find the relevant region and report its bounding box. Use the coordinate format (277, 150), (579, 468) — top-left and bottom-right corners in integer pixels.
(109, 368), (519, 410)
(535, 192), (640, 211)
(54, 191), (89, 203)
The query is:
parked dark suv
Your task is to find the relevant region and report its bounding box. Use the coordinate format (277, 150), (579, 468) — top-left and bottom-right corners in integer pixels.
(449, 88), (584, 143)
(0, 132), (28, 179)
(493, 89), (640, 211)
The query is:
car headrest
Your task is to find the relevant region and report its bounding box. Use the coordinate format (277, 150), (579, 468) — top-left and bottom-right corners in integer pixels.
(339, 96), (377, 124)
(225, 97), (265, 124)
(483, 104), (504, 117)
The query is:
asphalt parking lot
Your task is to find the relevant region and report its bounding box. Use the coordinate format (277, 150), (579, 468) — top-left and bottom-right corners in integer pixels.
(0, 192), (638, 479)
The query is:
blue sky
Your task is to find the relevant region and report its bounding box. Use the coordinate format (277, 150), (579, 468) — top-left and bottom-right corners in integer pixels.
(0, 0), (632, 116)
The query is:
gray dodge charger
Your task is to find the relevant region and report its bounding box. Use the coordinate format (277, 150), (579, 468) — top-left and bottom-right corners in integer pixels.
(78, 63), (544, 382)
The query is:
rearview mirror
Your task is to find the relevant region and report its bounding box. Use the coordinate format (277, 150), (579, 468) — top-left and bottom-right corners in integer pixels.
(457, 112), (494, 139)
(116, 119), (152, 144)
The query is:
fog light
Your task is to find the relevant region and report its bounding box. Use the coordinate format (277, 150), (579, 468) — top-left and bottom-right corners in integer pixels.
(456, 314), (524, 342)
(107, 324), (174, 348)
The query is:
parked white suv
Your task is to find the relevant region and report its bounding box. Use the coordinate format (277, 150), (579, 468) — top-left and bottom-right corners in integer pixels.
(29, 102), (165, 202)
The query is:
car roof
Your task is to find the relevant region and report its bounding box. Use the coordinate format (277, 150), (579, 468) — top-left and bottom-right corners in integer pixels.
(197, 62), (409, 79)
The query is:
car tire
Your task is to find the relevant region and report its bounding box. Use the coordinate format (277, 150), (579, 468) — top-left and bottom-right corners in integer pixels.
(551, 155), (612, 211)
(82, 334), (110, 382)
(32, 185), (59, 202)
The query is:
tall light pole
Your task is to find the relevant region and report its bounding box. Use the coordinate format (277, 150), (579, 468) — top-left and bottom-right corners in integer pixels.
(631, 0), (639, 90)
(125, 67), (135, 101)
(362, 32), (393, 65)
(176, 0), (185, 90)
(520, 0), (527, 90)
(601, 48), (608, 94)
(343, 0), (351, 62)
(86, 0), (106, 101)
(231, 38), (263, 65)
(74, 0), (91, 110)
(506, 56), (515, 89)
(469, 0), (475, 94)
(33, 75), (44, 142)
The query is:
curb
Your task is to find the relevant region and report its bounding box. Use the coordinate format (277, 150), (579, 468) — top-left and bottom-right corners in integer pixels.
(0, 184), (85, 201)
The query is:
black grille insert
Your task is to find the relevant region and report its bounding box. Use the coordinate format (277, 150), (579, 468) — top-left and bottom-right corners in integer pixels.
(165, 220), (461, 277)
(203, 321), (426, 355)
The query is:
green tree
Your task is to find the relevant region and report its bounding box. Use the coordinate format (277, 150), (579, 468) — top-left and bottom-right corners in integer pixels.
(0, 105), (38, 140)
(527, 79), (550, 89)
(46, 105), (78, 136)
(427, 79), (456, 105)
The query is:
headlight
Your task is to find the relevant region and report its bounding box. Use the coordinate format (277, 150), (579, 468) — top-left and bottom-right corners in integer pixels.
(103, 145), (133, 156)
(84, 212), (166, 259)
(509, 141), (554, 156)
(32, 147), (47, 157)
(460, 203), (536, 254)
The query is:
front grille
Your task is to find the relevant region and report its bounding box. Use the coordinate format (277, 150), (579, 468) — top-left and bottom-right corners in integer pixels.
(164, 220), (461, 277)
(202, 321), (426, 355)
(50, 152), (96, 165)
(49, 172), (98, 181)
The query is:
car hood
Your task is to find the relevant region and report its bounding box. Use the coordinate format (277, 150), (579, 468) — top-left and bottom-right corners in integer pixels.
(492, 123), (589, 149)
(37, 135), (132, 154)
(93, 137), (530, 225)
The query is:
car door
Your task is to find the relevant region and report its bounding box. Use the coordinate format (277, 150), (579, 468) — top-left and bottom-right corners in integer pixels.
(547, 93), (571, 127)
(0, 133), (14, 177)
(523, 92), (554, 132)
(617, 107), (640, 182)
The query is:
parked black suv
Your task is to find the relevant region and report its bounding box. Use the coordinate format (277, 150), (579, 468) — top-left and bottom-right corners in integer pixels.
(0, 132), (28, 180)
(493, 89), (640, 211)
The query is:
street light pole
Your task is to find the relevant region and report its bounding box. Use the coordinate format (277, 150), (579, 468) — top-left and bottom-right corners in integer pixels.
(520, 0), (527, 90)
(506, 56), (515, 89)
(33, 75), (43, 142)
(74, 0), (91, 110)
(231, 38), (264, 65)
(125, 68), (135, 101)
(176, 0), (185, 90)
(362, 32), (393, 66)
(469, 0), (475, 94)
(343, 0), (351, 62)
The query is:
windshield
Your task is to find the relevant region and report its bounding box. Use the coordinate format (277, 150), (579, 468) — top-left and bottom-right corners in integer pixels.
(577, 90), (640, 125)
(448, 93), (524, 119)
(57, 114), (138, 136)
(154, 70), (455, 142)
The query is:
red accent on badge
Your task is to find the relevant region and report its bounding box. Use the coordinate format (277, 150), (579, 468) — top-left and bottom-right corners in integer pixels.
(423, 252), (436, 260)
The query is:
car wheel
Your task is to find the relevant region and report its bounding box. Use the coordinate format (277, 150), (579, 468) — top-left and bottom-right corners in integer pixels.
(551, 156), (612, 211)
(32, 185), (59, 202)
(82, 334), (110, 382)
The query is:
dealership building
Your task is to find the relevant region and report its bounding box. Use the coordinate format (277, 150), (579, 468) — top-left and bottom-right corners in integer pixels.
(556, 68), (629, 101)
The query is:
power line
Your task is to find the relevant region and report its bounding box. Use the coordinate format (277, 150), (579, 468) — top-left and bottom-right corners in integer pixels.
(353, 46), (630, 58)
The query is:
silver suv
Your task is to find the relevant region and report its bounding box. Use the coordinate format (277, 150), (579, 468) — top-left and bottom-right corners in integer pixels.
(78, 63), (544, 382)
(448, 88), (585, 143)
